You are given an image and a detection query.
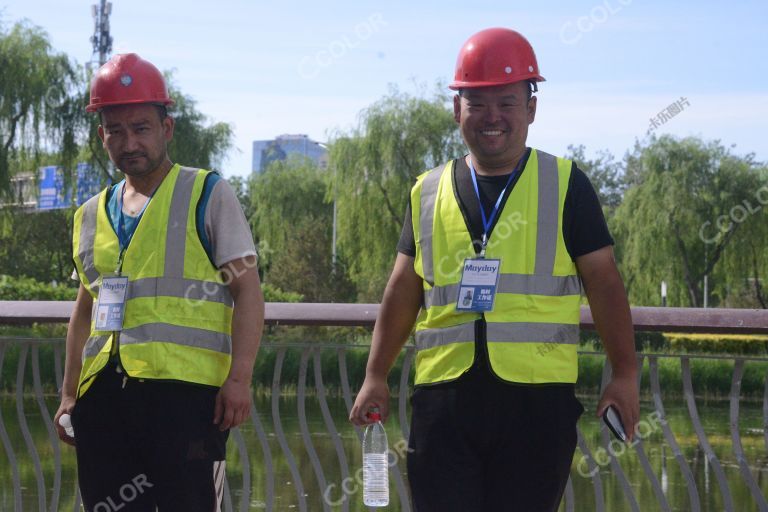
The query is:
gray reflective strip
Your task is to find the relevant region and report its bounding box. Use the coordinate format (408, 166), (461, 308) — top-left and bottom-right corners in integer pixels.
(415, 322), (577, 351)
(535, 151), (559, 275)
(415, 323), (475, 351)
(424, 274), (581, 308)
(487, 322), (578, 344)
(418, 164), (446, 286)
(121, 323), (231, 354)
(78, 196), (100, 286)
(164, 167), (199, 278)
(129, 277), (233, 305)
(82, 335), (109, 360)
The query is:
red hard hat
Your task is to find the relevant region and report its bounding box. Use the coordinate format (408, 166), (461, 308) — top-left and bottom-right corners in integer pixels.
(86, 53), (174, 112)
(449, 28), (545, 90)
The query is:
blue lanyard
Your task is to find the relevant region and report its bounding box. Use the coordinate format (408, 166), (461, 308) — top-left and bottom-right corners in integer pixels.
(116, 182), (152, 264)
(468, 156), (520, 256)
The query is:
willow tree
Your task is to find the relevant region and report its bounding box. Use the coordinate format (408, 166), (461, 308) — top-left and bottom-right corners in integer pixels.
(565, 144), (626, 214)
(612, 135), (767, 307)
(328, 86), (463, 300)
(715, 166), (768, 308)
(249, 157), (355, 302)
(0, 20), (82, 194)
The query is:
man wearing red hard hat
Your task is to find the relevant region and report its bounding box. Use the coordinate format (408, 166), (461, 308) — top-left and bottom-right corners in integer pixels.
(352, 28), (638, 510)
(54, 53), (265, 511)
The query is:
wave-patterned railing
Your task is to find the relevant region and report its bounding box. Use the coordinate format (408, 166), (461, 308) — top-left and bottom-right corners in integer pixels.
(1, 302), (767, 511)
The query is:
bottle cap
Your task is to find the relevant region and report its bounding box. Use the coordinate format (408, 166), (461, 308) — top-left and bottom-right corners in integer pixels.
(367, 407), (381, 422)
(59, 414), (72, 427)
(59, 413), (75, 437)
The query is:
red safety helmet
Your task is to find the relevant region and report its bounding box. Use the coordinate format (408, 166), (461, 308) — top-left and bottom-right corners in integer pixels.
(86, 53), (174, 112)
(449, 28), (545, 90)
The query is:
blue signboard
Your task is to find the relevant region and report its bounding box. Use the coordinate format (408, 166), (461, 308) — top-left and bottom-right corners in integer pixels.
(37, 166), (72, 210)
(76, 163), (103, 205)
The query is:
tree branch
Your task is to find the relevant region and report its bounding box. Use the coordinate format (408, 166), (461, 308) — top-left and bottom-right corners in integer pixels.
(3, 110), (26, 153)
(670, 208), (700, 307)
(375, 178), (404, 229)
(750, 242), (767, 309)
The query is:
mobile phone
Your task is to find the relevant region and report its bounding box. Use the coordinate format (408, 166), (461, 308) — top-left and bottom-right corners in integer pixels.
(603, 405), (627, 442)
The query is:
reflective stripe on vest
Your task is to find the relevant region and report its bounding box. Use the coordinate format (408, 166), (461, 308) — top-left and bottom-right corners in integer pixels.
(73, 165), (233, 394)
(412, 150), (580, 385)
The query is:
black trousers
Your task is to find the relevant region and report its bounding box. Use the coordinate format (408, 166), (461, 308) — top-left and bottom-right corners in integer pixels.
(407, 367), (583, 512)
(71, 362), (229, 512)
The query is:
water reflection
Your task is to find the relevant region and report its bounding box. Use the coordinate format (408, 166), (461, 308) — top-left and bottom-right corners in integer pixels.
(0, 395), (766, 511)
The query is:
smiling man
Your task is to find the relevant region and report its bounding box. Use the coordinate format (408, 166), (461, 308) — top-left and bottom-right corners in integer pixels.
(350, 28), (639, 511)
(54, 54), (264, 512)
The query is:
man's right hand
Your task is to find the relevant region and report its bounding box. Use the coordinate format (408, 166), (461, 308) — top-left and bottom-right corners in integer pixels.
(349, 376), (390, 426)
(54, 396), (76, 446)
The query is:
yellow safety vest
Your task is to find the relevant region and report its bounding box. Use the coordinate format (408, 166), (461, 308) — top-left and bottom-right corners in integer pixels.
(72, 164), (233, 396)
(411, 149), (580, 385)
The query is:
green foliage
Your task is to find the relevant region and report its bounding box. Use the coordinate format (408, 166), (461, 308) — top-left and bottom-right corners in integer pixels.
(328, 85), (464, 300)
(0, 207), (74, 282)
(0, 20), (84, 194)
(577, 354), (767, 398)
(261, 283), (303, 303)
(165, 78), (234, 173)
(664, 333), (768, 355)
(0, 274), (76, 300)
(566, 144), (626, 213)
(250, 157), (330, 264)
(249, 158), (356, 302)
(581, 330), (668, 352)
(227, 176), (253, 221)
(612, 135), (768, 307)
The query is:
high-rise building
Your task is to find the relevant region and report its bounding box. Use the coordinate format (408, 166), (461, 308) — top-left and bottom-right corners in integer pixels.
(251, 134), (328, 174)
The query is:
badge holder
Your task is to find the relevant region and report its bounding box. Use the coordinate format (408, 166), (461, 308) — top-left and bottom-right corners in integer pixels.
(455, 254), (501, 313)
(94, 273), (129, 332)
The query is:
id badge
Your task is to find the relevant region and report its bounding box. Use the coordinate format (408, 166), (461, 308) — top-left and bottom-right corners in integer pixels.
(456, 258), (501, 312)
(94, 274), (129, 331)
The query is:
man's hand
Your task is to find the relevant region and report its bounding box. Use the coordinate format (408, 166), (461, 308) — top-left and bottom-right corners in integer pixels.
(577, 246), (639, 442)
(597, 374), (640, 441)
(349, 253), (422, 427)
(216, 255), (263, 432)
(54, 396), (77, 446)
(349, 376), (390, 426)
(213, 378), (252, 431)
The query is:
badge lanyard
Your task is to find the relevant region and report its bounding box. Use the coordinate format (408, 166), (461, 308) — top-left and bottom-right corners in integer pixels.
(116, 181), (152, 271)
(457, 155), (523, 312)
(96, 182), (153, 338)
(468, 156), (519, 257)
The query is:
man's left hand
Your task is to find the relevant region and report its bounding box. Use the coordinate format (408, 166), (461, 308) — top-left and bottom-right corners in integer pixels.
(214, 378), (252, 431)
(596, 374), (640, 442)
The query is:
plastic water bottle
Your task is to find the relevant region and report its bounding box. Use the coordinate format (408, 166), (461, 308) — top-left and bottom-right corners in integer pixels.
(363, 408), (389, 507)
(59, 413), (74, 438)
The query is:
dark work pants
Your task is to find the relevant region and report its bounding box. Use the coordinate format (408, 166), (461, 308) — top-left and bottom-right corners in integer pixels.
(407, 367), (583, 512)
(71, 362), (229, 512)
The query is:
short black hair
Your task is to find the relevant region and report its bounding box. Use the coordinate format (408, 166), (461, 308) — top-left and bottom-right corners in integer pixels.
(458, 80), (536, 101)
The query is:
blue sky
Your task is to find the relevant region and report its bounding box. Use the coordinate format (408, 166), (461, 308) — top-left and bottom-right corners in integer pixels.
(2, 0), (766, 178)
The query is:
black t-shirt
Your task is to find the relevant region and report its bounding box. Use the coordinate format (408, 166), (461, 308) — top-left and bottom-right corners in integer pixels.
(397, 148), (614, 259)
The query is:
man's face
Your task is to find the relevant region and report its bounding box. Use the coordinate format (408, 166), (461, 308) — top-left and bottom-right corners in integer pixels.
(98, 104), (174, 177)
(453, 81), (536, 168)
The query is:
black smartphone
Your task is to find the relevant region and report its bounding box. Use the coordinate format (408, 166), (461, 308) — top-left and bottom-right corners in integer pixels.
(603, 405), (627, 442)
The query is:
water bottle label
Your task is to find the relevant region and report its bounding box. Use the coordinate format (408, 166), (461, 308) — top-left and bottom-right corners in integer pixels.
(363, 453), (389, 507)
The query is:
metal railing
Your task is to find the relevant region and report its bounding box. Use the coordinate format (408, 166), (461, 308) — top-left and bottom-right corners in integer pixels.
(1, 302), (767, 511)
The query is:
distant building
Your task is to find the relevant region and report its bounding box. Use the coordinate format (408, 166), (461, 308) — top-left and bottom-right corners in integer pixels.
(252, 134), (328, 174)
